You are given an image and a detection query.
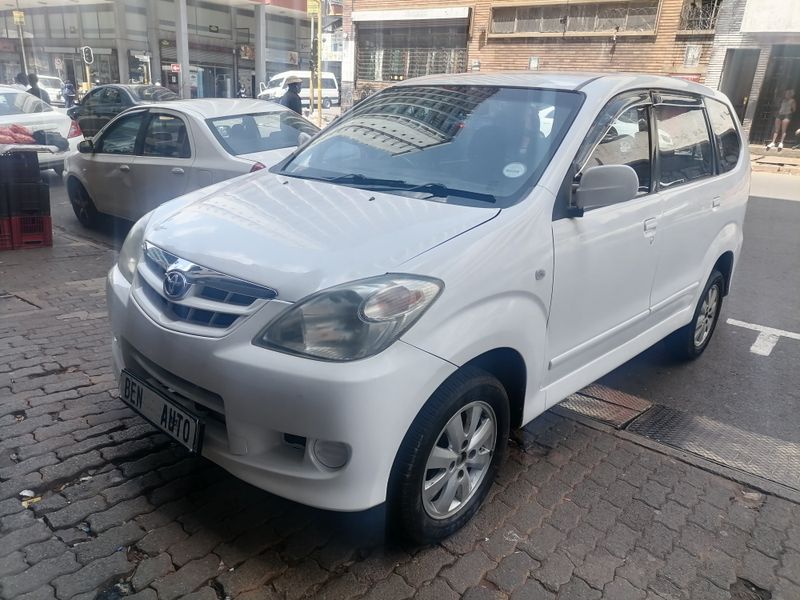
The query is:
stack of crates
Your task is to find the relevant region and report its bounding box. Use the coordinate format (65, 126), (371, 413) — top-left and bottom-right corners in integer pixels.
(0, 151), (52, 250)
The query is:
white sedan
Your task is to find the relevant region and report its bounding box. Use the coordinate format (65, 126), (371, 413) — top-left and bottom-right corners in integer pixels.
(65, 98), (319, 227)
(0, 84), (82, 174)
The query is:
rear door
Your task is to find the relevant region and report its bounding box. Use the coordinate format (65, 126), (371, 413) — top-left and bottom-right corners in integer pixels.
(82, 110), (148, 217)
(127, 110), (194, 219)
(648, 94), (720, 320)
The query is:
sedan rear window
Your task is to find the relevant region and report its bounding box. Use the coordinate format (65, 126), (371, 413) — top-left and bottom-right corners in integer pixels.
(0, 92), (53, 115)
(278, 85), (583, 208)
(207, 112), (319, 156)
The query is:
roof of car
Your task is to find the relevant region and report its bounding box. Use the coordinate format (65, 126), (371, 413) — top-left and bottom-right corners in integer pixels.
(395, 72), (716, 97)
(124, 98), (298, 119)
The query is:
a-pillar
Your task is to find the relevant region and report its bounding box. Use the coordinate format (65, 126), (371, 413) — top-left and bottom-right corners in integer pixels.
(255, 3), (267, 94)
(176, 0), (191, 98)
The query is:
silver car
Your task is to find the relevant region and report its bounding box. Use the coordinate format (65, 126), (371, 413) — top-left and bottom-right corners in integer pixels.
(65, 98), (319, 227)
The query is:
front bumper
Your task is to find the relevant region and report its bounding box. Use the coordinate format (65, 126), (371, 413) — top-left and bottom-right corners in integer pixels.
(107, 265), (456, 511)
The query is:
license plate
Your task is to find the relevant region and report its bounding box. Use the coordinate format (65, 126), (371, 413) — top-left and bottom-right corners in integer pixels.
(119, 370), (203, 453)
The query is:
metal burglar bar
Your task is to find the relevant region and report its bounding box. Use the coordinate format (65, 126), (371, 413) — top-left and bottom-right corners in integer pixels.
(678, 0), (722, 31)
(356, 48), (468, 82)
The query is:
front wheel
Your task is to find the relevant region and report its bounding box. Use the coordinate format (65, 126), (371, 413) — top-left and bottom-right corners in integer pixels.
(666, 270), (724, 360)
(322, 98), (332, 109)
(388, 367), (509, 544)
(67, 179), (99, 228)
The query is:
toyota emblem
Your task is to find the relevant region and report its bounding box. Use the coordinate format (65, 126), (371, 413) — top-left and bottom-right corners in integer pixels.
(163, 270), (190, 300)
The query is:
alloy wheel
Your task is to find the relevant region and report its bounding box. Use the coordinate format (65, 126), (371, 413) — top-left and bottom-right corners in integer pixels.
(694, 284), (719, 348)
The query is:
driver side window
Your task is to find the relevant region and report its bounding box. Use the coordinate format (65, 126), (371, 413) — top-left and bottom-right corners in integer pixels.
(583, 105), (652, 194)
(95, 112), (146, 155)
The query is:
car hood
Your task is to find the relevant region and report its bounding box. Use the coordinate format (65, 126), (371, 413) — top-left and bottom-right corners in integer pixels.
(146, 173), (499, 301)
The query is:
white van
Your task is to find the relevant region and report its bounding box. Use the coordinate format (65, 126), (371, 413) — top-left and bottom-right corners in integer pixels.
(258, 70), (339, 108)
(109, 73), (748, 544)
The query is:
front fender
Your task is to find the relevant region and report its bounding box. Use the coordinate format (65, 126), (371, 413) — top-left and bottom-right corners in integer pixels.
(696, 220), (742, 303)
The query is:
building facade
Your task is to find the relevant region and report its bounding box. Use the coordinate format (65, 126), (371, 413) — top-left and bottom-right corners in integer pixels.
(705, 0), (800, 144)
(0, 0), (315, 98)
(341, 0), (723, 109)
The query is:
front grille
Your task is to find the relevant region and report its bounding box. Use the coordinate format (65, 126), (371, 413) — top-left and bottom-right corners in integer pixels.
(134, 243), (277, 335)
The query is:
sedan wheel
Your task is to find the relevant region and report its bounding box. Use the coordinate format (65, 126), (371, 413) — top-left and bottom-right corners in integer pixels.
(67, 179), (99, 228)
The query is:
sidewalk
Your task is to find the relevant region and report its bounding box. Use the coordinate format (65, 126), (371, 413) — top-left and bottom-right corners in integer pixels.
(750, 145), (800, 175)
(1, 232), (799, 600)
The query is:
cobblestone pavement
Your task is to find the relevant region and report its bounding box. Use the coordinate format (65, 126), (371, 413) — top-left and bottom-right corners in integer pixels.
(1, 234), (800, 600)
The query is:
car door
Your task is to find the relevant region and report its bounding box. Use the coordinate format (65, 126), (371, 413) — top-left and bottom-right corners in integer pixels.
(546, 94), (662, 393)
(127, 110), (194, 219)
(648, 94), (719, 320)
(81, 110), (148, 217)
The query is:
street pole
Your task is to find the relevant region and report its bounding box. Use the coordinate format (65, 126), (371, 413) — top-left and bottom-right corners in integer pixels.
(316, 3), (322, 127)
(309, 17), (316, 114)
(17, 22), (27, 76)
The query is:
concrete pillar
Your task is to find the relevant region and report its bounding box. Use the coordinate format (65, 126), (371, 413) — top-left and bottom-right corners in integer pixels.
(176, 0), (191, 98)
(114, 1), (130, 83)
(255, 3), (267, 94)
(147, 0), (162, 84)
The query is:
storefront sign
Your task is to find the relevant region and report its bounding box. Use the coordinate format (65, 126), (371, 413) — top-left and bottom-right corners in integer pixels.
(307, 0), (320, 14)
(171, 63), (181, 73)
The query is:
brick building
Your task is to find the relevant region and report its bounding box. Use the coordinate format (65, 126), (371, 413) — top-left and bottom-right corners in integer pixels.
(340, 0), (722, 108)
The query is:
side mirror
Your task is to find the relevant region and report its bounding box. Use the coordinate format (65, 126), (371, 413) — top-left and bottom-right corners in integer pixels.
(574, 164), (639, 212)
(77, 139), (94, 154)
(66, 106), (79, 119)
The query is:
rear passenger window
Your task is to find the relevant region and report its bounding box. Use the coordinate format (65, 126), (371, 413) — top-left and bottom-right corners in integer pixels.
(705, 99), (741, 173)
(583, 105), (651, 194)
(654, 105), (713, 188)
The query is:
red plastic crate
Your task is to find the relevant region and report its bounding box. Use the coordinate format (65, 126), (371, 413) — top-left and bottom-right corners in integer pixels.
(0, 217), (13, 251)
(10, 215), (53, 249)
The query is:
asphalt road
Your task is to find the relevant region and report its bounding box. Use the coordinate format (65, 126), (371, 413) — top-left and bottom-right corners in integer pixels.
(46, 170), (800, 444)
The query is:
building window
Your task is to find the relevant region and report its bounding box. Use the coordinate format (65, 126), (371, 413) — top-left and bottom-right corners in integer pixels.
(678, 0), (721, 31)
(491, 1), (660, 35)
(684, 45), (702, 67)
(357, 25), (468, 82)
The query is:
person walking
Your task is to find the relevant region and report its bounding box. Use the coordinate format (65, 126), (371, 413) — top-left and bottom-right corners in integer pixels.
(12, 72), (28, 90)
(62, 80), (76, 108)
(26, 74), (52, 105)
(280, 76), (303, 115)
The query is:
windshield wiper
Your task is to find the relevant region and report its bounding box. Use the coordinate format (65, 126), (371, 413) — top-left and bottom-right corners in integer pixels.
(322, 174), (496, 204)
(400, 182), (496, 204)
(326, 173), (408, 188)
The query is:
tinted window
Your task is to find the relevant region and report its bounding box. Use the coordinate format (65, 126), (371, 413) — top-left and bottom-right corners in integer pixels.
(142, 113), (190, 158)
(0, 92), (52, 115)
(279, 85), (584, 208)
(208, 111), (319, 155)
(82, 89), (103, 108)
(583, 105), (651, 193)
(96, 112), (146, 154)
(129, 86), (179, 102)
(104, 88), (124, 106)
(705, 98), (741, 173)
(654, 105), (713, 188)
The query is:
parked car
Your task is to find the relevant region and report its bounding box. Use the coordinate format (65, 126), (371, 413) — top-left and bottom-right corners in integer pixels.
(65, 98), (319, 226)
(107, 73), (748, 543)
(258, 70), (340, 108)
(0, 85), (82, 175)
(66, 84), (179, 138)
(36, 75), (65, 107)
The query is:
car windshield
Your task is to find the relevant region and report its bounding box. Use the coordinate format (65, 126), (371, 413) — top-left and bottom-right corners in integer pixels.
(129, 86), (179, 102)
(0, 91), (53, 115)
(38, 77), (62, 88)
(267, 78), (283, 88)
(278, 85), (583, 208)
(207, 111), (319, 155)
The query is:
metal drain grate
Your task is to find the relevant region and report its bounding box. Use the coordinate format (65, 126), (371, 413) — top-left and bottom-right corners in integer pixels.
(627, 405), (800, 491)
(558, 384), (652, 428)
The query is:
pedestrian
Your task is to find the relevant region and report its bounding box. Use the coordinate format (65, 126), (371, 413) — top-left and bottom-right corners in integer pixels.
(237, 82), (247, 98)
(62, 80), (76, 108)
(280, 76), (303, 115)
(26, 74), (52, 105)
(765, 89), (796, 151)
(12, 72), (28, 90)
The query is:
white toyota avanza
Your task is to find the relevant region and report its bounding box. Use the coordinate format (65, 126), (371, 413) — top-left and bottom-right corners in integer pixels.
(108, 73), (749, 543)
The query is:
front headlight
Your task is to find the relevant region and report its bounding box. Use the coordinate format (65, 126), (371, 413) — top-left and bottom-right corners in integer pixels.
(117, 213), (152, 283)
(256, 274), (443, 361)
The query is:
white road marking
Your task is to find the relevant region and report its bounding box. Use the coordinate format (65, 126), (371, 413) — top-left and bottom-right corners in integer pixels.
(726, 318), (800, 356)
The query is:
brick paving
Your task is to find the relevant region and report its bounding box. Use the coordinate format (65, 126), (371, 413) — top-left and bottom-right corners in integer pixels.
(1, 233), (800, 600)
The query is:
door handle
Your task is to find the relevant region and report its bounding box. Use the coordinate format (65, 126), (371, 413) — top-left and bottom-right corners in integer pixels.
(712, 197), (721, 208)
(171, 168), (185, 175)
(643, 218), (658, 233)
(119, 165), (130, 172)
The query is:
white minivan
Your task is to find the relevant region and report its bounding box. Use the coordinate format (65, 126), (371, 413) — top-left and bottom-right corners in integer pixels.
(258, 70), (340, 108)
(108, 73), (748, 543)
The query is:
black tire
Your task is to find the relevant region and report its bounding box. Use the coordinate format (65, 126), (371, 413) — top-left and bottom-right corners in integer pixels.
(322, 98), (332, 109)
(666, 270), (724, 360)
(388, 366), (510, 544)
(67, 178), (99, 228)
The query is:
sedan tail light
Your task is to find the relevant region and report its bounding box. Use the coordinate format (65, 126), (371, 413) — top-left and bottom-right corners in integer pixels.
(250, 162), (266, 172)
(67, 120), (82, 139)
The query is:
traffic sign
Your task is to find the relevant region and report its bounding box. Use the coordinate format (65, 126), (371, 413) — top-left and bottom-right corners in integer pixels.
(12, 10), (24, 25)
(54, 57), (63, 68)
(170, 63), (181, 73)
(307, 0), (320, 14)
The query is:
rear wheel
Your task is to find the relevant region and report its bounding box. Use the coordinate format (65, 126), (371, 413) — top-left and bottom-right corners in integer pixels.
(322, 98), (332, 109)
(67, 179), (99, 228)
(388, 367), (509, 544)
(666, 270), (724, 360)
